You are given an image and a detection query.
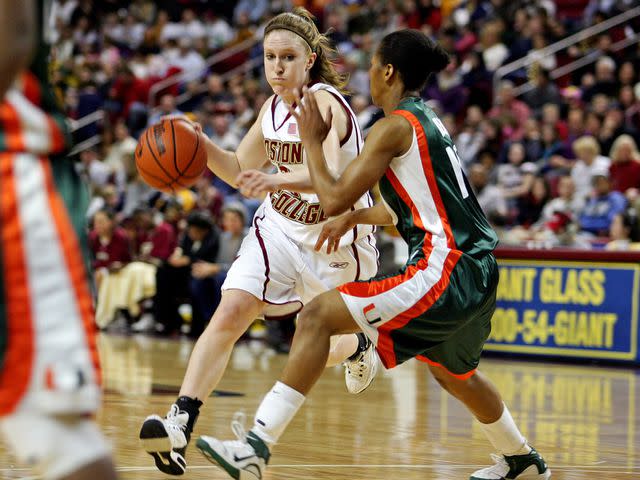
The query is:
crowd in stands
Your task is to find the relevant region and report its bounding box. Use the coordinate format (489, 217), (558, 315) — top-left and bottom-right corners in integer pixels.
(49, 0), (640, 334)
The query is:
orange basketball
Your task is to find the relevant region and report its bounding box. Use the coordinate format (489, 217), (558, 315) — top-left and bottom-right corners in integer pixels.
(135, 118), (207, 193)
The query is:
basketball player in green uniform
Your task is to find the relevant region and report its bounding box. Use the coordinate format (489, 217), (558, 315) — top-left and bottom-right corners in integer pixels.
(196, 29), (551, 480)
(0, 1), (118, 479)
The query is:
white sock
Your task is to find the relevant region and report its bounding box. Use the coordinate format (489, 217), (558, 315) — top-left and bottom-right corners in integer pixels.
(251, 381), (305, 445)
(479, 403), (531, 456)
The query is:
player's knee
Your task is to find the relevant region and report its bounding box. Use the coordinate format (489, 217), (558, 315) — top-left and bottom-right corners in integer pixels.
(429, 366), (468, 397)
(0, 412), (112, 480)
(206, 300), (252, 338)
(297, 300), (334, 337)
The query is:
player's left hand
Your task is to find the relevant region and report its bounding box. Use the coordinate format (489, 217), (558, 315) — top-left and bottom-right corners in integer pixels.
(236, 170), (278, 198)
(288, 87), (332, 146)
(314, 212), (355, 254)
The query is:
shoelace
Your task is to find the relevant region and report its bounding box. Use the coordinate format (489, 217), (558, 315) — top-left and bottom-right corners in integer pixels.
(165, 404), (187, 434)
(228, 411), (251, 449)
(347, 354), (368, 376)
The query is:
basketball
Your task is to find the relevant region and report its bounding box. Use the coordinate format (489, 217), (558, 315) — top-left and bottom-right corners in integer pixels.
(135, 118), (207, 193)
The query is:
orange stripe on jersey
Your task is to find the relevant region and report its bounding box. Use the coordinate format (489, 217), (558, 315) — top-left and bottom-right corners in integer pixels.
(393, 110), (457, 250)
(338, 168), (433, 298)
(0, 102), (26, 152)
(21, 72), (41, 106)
(376, 249), (462, 368)
(415, 354), (477, 380)
(40, 158), (102, 386)
(0, 153), (35, 415)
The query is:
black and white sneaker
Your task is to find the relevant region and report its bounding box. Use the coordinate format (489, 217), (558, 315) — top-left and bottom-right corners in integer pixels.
(139, 404), (190, 475)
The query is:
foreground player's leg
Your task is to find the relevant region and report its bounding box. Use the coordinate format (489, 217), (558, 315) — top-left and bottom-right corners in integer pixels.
(429, 366), (550, 480)
(139, 290), (264, 475)
(196, 290), (359, 479)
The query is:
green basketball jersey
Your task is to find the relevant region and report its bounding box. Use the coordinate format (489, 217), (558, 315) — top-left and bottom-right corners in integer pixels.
(378, 97), (498, 263)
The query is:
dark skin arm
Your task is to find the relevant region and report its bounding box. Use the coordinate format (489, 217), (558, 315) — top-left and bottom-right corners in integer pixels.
(0, 0), (35, 98)
(289, 87), (413, 217)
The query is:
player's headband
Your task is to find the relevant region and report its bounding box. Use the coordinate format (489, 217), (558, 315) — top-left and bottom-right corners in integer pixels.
(264, 24), (315, 53)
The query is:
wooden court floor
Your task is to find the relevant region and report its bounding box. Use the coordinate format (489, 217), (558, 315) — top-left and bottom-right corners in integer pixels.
(1, 332), (638, 479)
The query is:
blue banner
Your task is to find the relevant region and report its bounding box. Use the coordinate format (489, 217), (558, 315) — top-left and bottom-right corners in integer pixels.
(485, 259), (640, 362)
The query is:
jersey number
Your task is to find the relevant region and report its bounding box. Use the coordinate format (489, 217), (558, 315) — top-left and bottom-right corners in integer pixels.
(432, 117), (469, 199)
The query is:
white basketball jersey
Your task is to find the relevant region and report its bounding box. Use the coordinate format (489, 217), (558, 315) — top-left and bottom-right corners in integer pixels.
(260, 82), (374, 248)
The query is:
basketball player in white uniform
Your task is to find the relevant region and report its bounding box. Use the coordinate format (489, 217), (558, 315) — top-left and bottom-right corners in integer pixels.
(139, 8), (380, 476)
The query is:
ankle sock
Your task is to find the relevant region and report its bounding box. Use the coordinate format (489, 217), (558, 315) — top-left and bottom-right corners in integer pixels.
(347, 333), (370, 361)
(251, 381), (305, 445)
(479, 403), (531, 456)
(176, 395), (203, 434)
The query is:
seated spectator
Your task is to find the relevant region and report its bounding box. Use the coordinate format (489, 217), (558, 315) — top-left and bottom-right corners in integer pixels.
(469, 163), (508, 226)
(579, 169), (627, 237)
(89, 209), (156, 329)
(609, 134), (640, 198)
(488, 80), (532, 141)
(606, 210), (640, 251)
(154, 211), (220, 337)
(497, 142), (538, 218)
(540, 175), (585, 224)
(571, 135), (611, 202)
(190, 203), (248, 330)
(516, 176), (551, 227)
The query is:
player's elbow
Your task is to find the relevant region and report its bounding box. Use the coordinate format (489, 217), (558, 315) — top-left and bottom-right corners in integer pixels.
(322, 199), (349, 217)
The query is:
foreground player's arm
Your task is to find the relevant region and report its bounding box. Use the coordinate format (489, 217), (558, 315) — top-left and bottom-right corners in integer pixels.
(0, 0), (35, 98)
(292, 89), (412, 216)
(202, 97), (272, 188)
(315, 203), (394, 253)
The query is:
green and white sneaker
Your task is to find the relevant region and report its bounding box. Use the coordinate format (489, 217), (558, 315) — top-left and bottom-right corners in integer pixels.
(470, 447), (551, 479)
(196, 413), (270, 480)
(344, 333), (379, 394)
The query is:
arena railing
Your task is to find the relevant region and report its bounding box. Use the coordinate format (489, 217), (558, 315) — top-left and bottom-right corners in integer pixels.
(493, 6), (640, 97)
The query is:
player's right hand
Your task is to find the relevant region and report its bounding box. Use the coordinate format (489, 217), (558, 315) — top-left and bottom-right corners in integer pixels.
(314, 213), (355, 254)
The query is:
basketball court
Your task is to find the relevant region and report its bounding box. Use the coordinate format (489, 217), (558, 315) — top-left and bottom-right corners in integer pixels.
(1, 333), (636, 479)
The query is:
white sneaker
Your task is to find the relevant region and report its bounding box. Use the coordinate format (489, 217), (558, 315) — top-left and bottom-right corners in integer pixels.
(131, 313), (155, 332)
(470, 447), (551, 479)
(344, 337), (379, 394)
(196, 412), (270, 480)
(139, 404), (190, 475)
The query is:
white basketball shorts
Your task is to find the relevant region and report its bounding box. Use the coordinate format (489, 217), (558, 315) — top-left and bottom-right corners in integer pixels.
(222, 207), (378, 319)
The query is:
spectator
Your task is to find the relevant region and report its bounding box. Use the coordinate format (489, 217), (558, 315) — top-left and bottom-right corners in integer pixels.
(579, 169), (627, 237)
(488, 80), (532, 141)
(606, 210), (640, 251)
(571, 135), (611, 202)
(191, 203), (248, 334)
(522, 67), (561, 114)
(165, 37), (206, 83)
(148, 93), (183, 125)
(469, 163), (507, 225)
(516, 176), (551, 227)
(154, 211), (220, 337)
(540, 175), (585, 224)
(609, 134), (640, 197)
(89, 209), (156, 330)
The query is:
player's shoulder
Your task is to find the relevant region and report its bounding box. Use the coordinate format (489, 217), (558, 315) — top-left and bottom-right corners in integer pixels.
(257, 94), (277, 119)
(366, 115), (414, 156)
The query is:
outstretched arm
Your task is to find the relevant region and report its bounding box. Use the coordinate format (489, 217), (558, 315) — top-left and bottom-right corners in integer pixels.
(290, 88), (412, 216)
(315, 203), (394, 253)
(0, 0), (35, 98)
